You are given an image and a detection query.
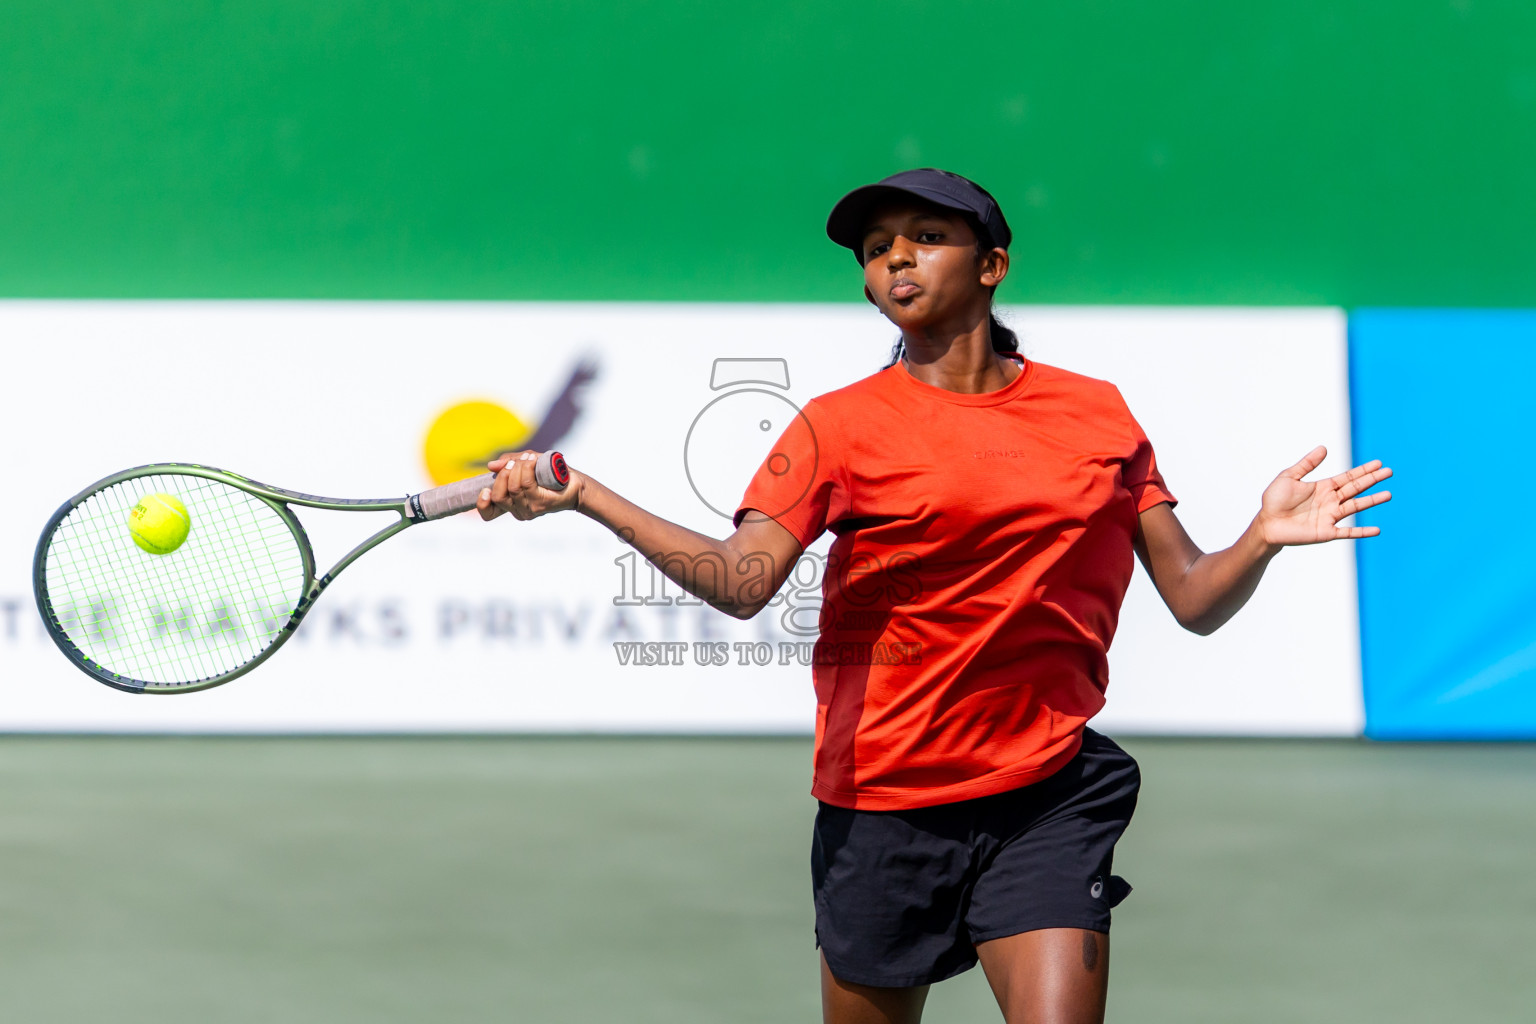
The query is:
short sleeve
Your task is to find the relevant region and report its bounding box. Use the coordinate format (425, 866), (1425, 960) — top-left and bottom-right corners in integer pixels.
(1119, 394), (1177, 513)
(733, 397), (843, 548)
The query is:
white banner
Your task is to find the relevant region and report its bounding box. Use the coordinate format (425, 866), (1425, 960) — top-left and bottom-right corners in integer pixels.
(0, 302), (1359, 734)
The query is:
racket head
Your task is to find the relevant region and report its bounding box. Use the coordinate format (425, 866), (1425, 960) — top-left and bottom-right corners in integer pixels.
(33, 464), (317, 694)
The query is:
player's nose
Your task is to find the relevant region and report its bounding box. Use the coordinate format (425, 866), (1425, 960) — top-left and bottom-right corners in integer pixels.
(885, 235), (917, 269)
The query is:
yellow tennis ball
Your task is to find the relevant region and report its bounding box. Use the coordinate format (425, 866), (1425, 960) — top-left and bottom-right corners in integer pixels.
(128, 493), (191, 555)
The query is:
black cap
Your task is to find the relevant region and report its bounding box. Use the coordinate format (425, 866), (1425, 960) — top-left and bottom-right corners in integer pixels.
(826, 168), (1012, 262)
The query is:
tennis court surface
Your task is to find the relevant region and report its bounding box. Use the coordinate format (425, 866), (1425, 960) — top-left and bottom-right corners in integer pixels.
(0, 736), (1529, 1022)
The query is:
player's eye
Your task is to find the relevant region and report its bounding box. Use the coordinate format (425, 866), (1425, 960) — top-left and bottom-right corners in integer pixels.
(866, 241), (891, 258)
(917, 231), (943, 243)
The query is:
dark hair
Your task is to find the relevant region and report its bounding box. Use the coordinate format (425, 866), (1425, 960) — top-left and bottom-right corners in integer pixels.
(879, 221), (1018, 369)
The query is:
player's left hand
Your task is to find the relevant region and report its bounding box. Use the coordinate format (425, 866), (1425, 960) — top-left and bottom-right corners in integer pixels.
(1256, 445), (1393, 546)
(476, 451), (581, 521)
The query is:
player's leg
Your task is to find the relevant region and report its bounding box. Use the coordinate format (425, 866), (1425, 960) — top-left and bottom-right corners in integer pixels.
(963, 730), (1141, 1024)
(811, 801), (980, 1024)
(820, 953), (930, 1024)
(975, 927), (1108, 1024)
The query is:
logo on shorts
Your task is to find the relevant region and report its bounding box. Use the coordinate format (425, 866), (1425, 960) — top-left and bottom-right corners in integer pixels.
(1090, 877), (1104, 900)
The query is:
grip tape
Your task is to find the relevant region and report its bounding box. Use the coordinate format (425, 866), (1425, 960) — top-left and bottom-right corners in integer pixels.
(411, 451), (567, 521)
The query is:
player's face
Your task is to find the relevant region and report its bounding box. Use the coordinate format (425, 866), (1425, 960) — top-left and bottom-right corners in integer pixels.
(859, 204), (1001, 332)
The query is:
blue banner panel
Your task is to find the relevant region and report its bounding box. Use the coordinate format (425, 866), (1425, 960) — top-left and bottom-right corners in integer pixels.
(1352, 311), (1536, 738)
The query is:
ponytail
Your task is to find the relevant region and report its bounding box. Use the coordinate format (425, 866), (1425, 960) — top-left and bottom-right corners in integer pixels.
(988, 311), (1018, 356)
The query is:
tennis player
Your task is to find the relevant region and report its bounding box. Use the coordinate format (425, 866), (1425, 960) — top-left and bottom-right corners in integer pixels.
(477, 168), (1392, 1024)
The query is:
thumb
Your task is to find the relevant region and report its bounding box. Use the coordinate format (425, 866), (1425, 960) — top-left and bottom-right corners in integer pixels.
(1284, 445), (1328, 481)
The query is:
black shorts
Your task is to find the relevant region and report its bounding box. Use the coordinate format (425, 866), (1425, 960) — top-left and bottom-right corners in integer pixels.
(810, 728), (1140, 988)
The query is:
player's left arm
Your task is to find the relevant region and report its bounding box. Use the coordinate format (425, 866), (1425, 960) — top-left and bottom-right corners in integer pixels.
(1133, 445), (1392, 635)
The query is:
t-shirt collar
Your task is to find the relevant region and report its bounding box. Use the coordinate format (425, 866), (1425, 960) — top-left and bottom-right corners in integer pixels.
(890, 351), (1034, 407)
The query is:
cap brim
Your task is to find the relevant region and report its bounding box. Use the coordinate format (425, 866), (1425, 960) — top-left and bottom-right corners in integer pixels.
(825, 183), (983, 259)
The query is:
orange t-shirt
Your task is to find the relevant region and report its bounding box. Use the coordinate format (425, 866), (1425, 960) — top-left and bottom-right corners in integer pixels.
(734, 354), (1175, 810)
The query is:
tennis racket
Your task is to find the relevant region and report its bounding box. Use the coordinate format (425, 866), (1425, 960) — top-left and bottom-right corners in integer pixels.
(32, 451), (570, 694)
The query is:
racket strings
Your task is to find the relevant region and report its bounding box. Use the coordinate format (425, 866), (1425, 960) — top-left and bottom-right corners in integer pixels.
(48, 478), (300, 684)
(42, 474), (307, 686)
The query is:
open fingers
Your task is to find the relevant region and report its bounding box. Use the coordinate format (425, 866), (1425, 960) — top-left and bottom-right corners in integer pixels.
(1335, 524), (1381, 540)
(1332, 461), (1391, 497)
(1338, 489), (1393, 518)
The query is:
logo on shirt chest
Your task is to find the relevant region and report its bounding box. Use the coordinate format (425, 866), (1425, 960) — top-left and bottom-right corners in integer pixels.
(971, 447), (1028, 459)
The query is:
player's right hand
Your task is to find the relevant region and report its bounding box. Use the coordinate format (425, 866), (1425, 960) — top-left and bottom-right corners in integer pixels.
(476, 451), (581, 521)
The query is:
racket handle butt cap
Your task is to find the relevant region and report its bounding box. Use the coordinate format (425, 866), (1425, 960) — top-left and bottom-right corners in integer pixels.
(536, 450), (570, 490)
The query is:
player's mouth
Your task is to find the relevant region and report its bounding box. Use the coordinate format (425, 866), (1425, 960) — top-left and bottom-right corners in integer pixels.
(890, 279), (921, 301)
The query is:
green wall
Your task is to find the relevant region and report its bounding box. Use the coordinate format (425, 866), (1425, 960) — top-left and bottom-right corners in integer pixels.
(2, 2), (1532, 304)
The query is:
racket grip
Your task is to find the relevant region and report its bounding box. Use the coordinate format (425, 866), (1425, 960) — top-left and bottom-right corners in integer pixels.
(411, 451), (569, 521)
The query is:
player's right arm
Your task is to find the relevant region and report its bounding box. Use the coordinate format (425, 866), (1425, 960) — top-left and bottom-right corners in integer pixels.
(476, 451), (803, 620)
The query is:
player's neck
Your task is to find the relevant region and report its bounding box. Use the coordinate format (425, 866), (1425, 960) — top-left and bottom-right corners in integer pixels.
(899, 319), (1017, 394)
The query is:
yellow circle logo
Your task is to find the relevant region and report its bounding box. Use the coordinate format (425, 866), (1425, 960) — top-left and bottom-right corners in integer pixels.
(422, 400), (531, 486)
